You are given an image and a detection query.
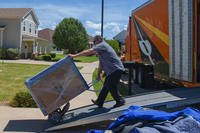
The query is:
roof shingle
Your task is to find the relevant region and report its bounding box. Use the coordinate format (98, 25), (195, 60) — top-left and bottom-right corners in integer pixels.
(0, 8), (32, 19)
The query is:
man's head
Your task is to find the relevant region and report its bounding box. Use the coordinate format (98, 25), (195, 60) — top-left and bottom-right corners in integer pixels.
(93, 35), (103, 45)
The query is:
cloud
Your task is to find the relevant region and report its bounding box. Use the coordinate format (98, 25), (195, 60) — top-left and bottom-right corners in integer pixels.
(95, 31), (101, 35)
(124, 25), (127, 30)
(86, 21), (121, 33)
(104, 22), (121, 33)
(85, 21), (123, 38)
(85, 21), (101, 30)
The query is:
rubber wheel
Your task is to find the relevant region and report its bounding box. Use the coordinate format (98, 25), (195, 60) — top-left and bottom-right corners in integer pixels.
(48, 109), (62, 124)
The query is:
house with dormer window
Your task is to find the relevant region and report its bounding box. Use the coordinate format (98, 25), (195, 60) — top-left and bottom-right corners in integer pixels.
(0, 8), (48, 58)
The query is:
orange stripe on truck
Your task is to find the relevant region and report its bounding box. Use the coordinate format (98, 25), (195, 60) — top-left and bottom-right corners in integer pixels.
(135, 16), (169, 64)
(135, 16), (169, 46)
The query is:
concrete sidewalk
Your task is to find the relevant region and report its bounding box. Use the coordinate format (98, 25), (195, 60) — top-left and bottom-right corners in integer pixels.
(0, 60), (99, 133)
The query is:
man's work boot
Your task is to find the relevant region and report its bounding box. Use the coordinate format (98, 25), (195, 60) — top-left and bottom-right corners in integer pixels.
(91, 99), (103, 108)
(113, 100), (125, 108)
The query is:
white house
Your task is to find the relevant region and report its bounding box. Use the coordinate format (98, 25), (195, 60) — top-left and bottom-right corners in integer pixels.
(0, 8), (47, 58)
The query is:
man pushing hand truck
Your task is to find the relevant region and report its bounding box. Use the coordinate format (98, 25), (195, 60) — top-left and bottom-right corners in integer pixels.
(68, 35), (125, 108)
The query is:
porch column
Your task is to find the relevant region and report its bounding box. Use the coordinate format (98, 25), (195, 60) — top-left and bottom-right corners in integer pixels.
(45, 47), (47, 54)
(0, 26), (5, 49)
(33, 40), (35, 54)
(39, 46), (42, 54)
(33, 42), (35, 54)
(35, 42), (38, 54)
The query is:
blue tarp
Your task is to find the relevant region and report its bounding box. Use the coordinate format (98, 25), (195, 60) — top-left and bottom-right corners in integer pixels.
(88, 106), (200, 133)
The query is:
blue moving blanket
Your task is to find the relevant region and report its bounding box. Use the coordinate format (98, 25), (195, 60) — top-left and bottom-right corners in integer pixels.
(88, 106), (200, 133)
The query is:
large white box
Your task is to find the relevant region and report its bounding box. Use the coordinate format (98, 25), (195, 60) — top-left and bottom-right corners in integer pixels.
(25, 56), (89, 116)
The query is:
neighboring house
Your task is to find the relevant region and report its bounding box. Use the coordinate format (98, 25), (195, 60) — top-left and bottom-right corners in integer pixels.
(0, 8), (46, 58)
(0, 8), (40, 58)
(38, 28), (59, 53)
(88, 35), (94, 48)
(113, 30), (127, 48)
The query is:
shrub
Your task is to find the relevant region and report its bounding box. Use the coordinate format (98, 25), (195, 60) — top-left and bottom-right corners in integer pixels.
(0, 48), (19, 59)
(10, 91), (37, 108)
(35, 54), (52, 61)
(0, 48), (6, 59)
(64, 49), (69, 54)
(48, 53), (56, 58)
(42, 55), (52, 61)
(34, 55), (43, 60)
(6, 48), (19, 59)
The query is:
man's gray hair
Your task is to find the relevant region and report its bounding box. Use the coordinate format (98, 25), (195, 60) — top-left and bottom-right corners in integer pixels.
(94, 35), (103, 42)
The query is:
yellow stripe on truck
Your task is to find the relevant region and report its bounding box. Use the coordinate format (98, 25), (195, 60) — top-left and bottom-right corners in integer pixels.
(135, 15), (169, 46)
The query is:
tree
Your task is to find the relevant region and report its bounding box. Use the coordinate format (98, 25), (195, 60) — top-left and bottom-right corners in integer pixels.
(105, 39), (120, 55)
(53, 18), (88, 53)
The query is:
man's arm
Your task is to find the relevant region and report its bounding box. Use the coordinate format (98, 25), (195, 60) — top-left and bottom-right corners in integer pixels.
(68, 48), (97, 58)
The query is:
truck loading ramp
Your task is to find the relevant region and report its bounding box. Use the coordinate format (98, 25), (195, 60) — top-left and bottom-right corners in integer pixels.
(46, 87), (200, 132)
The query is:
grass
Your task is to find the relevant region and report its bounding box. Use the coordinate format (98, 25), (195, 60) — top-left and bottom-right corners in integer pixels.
(73, 55), (98, 63)
(51, 54), (66, 61)
(0, 63), (48, 102)
(92, 68), (128, 101)
(0, 63), (82, 102)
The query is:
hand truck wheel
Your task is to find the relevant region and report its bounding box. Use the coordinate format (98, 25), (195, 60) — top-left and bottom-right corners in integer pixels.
(48, 108), (62, 124)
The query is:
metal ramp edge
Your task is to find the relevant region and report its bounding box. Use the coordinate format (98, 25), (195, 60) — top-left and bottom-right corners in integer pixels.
(46, 87), (200, 132)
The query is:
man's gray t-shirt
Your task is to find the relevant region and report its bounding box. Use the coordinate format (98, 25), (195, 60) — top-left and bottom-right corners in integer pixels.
(93, 41), (125, 75)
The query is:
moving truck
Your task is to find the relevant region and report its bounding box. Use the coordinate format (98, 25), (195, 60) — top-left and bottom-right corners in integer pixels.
(125, 0), (200, 87)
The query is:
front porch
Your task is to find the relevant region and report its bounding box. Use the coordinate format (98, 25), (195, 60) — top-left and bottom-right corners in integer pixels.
(21, 35), (48, 59)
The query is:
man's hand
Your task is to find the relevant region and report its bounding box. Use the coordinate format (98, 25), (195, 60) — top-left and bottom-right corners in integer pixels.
(68, 54), (76, 58)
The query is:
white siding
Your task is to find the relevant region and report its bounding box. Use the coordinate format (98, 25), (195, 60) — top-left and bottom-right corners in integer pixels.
(174, 0), (181, 79)
(22, 13), (38, 37)
(182, 0), (189, 81)
(169, 0), (193, 82)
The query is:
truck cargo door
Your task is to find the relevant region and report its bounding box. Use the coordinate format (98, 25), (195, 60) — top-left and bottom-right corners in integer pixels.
(169, 0), (194, 82)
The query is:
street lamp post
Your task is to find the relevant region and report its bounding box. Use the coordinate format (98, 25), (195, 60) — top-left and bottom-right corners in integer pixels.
(101, 0), (104, 38)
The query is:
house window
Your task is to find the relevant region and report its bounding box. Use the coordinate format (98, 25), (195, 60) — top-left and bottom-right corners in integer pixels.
(23, 22), (25, 31)
(29, 24), (32, 33)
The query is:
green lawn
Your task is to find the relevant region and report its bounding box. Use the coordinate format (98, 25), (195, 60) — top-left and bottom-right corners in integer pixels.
(92, 69), (128, 101)
(51, 54), (66, 61)
(73, 55), (98, 63)
(0, 63), (82, 102)
(0, 63), (49, 102)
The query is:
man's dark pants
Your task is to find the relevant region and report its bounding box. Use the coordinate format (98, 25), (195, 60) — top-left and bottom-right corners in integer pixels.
(96, 70), (124, 106)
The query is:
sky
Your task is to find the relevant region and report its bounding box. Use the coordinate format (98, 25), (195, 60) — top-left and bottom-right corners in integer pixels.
(0, 0), (148, 39)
